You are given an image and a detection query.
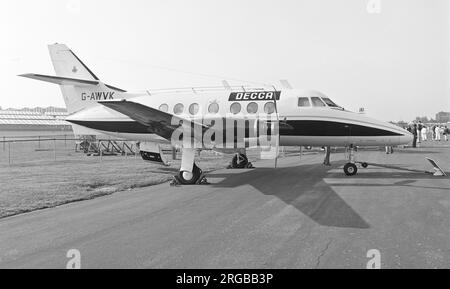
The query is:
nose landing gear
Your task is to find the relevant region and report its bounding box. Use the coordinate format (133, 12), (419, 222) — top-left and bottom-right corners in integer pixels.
(343, 146), (368, 176)
(344, 163), (358, 176)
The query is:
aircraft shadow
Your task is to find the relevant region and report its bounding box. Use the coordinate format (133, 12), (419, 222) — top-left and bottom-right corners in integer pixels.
(210, 162), (371, 229)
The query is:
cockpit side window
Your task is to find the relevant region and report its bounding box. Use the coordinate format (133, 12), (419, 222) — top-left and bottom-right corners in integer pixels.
(298, 97), (311, 107)
(311, 97), (326, 107)
(322, 97), (338, 107)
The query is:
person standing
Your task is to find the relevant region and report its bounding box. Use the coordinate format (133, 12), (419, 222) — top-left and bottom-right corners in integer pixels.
(417, 121), (423, 143)
(421, 125), (427, 141)
(435, 125), (441, 141)
(323, 146), (331, 166)
(444, 126), (449, 141)
(412, 123), (418, 147)
(385, 146), (394, 154)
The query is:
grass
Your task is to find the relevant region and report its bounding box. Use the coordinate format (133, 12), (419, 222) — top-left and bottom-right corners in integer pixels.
(0, 140), (228, 219)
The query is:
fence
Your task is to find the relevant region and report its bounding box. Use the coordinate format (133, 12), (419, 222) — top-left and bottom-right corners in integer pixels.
(0, 135), (141, 165)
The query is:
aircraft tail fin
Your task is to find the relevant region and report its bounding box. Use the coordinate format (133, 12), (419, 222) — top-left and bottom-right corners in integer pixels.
(19, 44), (125, 114)
(48, 43), (100, 81)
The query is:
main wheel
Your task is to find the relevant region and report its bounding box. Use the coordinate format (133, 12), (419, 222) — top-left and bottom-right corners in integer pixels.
(344, 163), (358, 176)
(177, 163), (202, 184)
(231, 153), (249, 169)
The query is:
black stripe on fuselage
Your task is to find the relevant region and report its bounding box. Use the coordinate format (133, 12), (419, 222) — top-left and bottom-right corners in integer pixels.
(67, 120), (403, 137)
(280, 120), (402, 137)
(68, 120), (150, 134)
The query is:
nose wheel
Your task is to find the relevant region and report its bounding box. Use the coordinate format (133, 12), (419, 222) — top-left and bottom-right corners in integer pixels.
(343, 163), (358, 176)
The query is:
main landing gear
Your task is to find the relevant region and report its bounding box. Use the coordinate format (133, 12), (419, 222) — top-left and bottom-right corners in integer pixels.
(170, 148), (209, 186)
(343, 145), (368, 176)
(228, 153), (254, 169)
(171, 163), (209, 186)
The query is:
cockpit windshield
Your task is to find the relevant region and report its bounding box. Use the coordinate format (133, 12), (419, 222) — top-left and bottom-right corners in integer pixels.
(297, 95), (343, 109)
(321, 97), (339, 107)
(311, 97), (326, 107)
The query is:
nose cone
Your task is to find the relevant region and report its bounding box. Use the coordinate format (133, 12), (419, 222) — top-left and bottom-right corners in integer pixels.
(347, 112), (414, 145)
(375, 119), (414, 145)
(400, 130), (414, 145)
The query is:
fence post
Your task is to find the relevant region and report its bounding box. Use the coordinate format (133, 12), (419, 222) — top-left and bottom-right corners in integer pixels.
(134, 142), (138, 159)
(54, 138), (56, 161)
(8, 142), (11, 165)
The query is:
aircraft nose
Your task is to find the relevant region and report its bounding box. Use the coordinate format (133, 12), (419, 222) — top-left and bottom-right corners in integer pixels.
(401, 131), (414, 144)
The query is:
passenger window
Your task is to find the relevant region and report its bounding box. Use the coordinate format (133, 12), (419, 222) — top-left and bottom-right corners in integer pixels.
(311, 97), (326, 107)
(173, 103), (184, 115)
(322, 97), (338, 107)
(247, 102), (258, 114)
(189, 103), (199, 115)
(208, 102), (219, 114)
(264, 102), (275, 114)
(159, 103), (169, 112)
(298, 97), (310, 107)
(230, 102), (241, 114)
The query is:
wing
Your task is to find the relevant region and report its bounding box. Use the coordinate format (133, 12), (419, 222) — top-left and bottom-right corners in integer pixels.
(99, 100), (207, 140)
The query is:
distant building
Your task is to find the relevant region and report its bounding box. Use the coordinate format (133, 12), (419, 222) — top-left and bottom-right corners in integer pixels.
(435, 111), (450, 123)
(0, 107), (72, 133)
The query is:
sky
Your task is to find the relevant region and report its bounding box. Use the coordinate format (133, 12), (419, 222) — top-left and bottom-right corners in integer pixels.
(1, 0), (449, 121)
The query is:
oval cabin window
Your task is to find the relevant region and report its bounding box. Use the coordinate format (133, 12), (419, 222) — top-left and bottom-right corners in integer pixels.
(173, 103), (184, 115)
(230, 102), (241, 114)
(208, 102), (219, 114)
(159, 104), (169, 112)
(264, 102), (275, 114)
(247, 102), (258, 114)
(189, 103), (199, 115)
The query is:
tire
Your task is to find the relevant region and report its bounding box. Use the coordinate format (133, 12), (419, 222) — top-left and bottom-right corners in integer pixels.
(361, 162), (368, 168)
(344, 163), (358, 176)
(178, 163), (202, 184)
(231, 154), (249, 169)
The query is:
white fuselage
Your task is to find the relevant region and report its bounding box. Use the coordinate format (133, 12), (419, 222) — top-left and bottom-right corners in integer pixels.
(66, 88), (413, 147)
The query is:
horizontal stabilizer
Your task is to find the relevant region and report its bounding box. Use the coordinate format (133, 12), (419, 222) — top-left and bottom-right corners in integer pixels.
(19, 73), (99, 86)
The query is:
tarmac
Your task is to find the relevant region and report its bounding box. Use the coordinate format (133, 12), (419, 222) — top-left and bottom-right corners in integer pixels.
(0, 145), (449, 268)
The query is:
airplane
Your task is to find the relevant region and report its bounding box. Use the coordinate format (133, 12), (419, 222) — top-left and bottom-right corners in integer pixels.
(20, 43), (413, 184)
